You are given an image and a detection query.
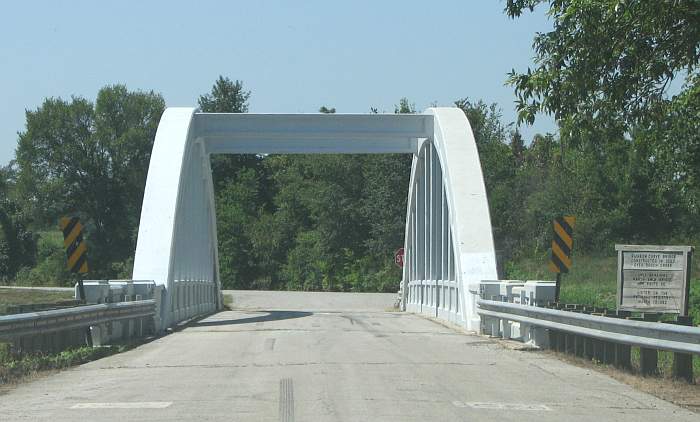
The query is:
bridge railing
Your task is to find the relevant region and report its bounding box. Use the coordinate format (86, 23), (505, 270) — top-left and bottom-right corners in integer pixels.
(0, 300), (156, 354)
(170, 281), (219, 323)
(474, 280), (699, 383)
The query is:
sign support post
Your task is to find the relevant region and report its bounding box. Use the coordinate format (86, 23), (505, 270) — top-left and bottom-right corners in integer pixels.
(555, 273), (562, 303)
(59, 216), (92, 346)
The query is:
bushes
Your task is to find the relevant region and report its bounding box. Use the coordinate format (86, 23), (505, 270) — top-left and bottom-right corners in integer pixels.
(12, 232), (74, 287)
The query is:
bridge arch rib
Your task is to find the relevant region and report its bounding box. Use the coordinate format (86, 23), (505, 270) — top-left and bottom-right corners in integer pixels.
(403, 108), (497, 330)
(132, 107), (496, 330)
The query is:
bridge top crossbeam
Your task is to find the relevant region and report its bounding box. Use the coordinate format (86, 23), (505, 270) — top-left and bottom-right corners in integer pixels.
(193, 112), (433, 155)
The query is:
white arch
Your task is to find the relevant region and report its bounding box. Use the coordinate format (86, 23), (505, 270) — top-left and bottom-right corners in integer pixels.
(132, 108), (221, 328)
(402, 108), (497, 330)
(132, 108), (496, 330)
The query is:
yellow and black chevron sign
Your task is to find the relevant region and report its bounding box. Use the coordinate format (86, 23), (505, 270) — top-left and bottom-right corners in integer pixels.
(59, 216), (89, 274)
(548, 215), (575, 274)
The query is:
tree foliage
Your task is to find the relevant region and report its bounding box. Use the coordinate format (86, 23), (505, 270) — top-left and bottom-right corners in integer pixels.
(3, 73), (698, 290)
(198, 76), (250, 114)
(505, 0), (700, 131)
(502, 0), (700, 256)
(13, 85), (164, 278)
(0, 165), (36, 280)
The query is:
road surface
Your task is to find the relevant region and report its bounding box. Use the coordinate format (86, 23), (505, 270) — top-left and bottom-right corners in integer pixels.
(1, 290), (696, 421)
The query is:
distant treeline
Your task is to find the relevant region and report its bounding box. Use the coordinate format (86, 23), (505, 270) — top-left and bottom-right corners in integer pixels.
(0, 75), (697, 291)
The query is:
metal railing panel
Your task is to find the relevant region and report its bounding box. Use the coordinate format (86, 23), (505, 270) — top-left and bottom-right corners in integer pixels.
(0, 300), (156, 340)
(477, 299), (700, 354)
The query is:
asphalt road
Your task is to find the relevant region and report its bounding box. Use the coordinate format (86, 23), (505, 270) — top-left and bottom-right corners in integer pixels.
(1, 291), (696, 421)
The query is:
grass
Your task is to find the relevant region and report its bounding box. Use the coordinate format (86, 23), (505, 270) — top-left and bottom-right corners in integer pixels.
(0, 343), (126, 385)
(0, 288), (74, 315)
(223, 292), (233, 310)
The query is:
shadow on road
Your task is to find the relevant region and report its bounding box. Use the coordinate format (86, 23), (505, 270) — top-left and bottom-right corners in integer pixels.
(192, 310), (313, 327)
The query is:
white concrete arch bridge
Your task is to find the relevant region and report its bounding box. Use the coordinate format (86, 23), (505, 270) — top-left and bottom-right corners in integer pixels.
(132, 108), (497, 330)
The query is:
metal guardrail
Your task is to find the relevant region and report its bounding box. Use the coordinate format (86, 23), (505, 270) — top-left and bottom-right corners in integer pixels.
(477, 299), (700, 355)
(0, 300), (156, 340)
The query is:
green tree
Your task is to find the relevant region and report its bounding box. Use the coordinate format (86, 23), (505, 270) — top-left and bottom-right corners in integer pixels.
(505, 0), (700, 246)
(14, 85), (165, 280)
(505, 0), (700, 130)
(0, 164), (37, 281)
(394, 98), (415, 114)
(198, 76), (250, 114)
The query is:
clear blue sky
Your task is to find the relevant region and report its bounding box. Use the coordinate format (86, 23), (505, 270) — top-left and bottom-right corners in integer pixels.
(0, 0), (555, 166)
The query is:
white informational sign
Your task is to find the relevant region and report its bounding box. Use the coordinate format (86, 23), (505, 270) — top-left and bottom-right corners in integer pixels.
(616, 245), (693, 314)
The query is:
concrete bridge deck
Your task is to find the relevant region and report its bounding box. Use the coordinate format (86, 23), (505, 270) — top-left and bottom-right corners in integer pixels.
(1, 290), (696, 421)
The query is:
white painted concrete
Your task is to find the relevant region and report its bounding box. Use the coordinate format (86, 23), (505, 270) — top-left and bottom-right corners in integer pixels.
(132, 108), (497, 330)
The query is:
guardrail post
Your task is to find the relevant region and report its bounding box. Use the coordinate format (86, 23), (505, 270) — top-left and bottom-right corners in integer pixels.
(614, 343), (631, 370)
(565, 333), (575, 355)
(574, 335), (584, 357)
(134, 295), (144, 337)
(583, 337), (594, 360)
(602, 341), (615, 364)
(489, 316), (501, 338)
(672, 316), (694, 383)
(640, 347), (658, 376)
(548, 330), (559, 351)
(639, 313), (660, 376)
(502, 318), (512, 339)
(672, 353), (694, 383)
(557, 331), (566, 353)
(122, 295), (132, 341)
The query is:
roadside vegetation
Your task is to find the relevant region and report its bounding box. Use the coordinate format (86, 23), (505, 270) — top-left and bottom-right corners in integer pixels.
(0, 288), (73, 315)
(0, 343), (125, 385)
